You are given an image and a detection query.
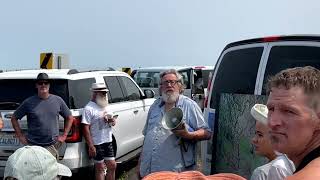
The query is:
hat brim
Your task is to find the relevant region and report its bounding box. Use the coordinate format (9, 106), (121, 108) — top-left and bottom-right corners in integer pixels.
(57, 163), (72, 177)
(251, 104), (268, 124)
(91, 88), (109, 92)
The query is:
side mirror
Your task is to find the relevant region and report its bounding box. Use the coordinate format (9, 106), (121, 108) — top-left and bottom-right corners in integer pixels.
(143, 89), (155, 99)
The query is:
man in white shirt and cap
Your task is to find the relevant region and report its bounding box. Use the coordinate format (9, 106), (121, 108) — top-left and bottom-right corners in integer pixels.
(82, 83), (117, 180)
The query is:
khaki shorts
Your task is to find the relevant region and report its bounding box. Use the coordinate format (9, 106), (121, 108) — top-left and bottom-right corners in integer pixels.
(44, 141), (63, 159)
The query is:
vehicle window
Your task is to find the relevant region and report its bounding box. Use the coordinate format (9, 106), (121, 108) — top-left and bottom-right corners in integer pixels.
(104, 76), (125, 103)
(262, 45), (320, 94)
(193, 69), (204, 94)
(0, 79), (69, 110)
(178, 69), (191, 89)
(68, 78), (95, 109)
(210, 47), (263, 108)
(202, 70), (214, 88)
(118, 76), (141, 101)
(134, 72), (160, 88)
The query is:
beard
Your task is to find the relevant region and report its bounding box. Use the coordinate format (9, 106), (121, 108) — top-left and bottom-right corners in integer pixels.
(96, 94), (109, 108)
(162, 91), (179, 103)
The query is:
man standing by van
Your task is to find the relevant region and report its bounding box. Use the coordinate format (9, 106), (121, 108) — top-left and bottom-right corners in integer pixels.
(82, 83), (117, 180)
(138, 69), (211, 178)
(267, 66), (320, 179)
(11, 72), (74, 159)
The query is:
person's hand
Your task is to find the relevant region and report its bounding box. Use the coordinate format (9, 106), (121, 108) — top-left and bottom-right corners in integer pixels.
(18, 134), (28, 145)
(88, 145), (96, 158)
(103, 112), (110, 123)
(103, 112), (116, 126)
(57, 134), (67, 143)
(172, 124), (190, 139)
(108, 117), (116, 126)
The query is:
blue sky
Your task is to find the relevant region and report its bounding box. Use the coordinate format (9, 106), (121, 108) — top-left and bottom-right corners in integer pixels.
(1, 0), (319, 70)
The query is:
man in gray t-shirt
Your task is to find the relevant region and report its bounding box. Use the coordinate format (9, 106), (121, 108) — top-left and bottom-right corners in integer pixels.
(11, 73), (73, 158)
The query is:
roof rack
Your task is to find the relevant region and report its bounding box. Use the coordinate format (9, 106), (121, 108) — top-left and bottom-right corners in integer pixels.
(70, 67), (116, 74)
(67, 69), (79, 74)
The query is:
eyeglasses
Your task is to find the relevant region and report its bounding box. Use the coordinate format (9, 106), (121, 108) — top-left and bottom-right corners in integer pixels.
(161, 80), (179, 86)
(37, 81), (49, 85)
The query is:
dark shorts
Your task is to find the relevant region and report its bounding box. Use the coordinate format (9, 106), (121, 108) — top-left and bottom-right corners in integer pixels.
(94, 142), (115, 162)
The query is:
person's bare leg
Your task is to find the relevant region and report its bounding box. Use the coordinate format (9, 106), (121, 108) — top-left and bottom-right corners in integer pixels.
(105, 159), (116, 180)
(95, 162), (105, 180)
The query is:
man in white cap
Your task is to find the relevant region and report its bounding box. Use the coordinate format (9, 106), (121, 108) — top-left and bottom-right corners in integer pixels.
(4, 145), (72, 180)
(82, 83), (117, 180)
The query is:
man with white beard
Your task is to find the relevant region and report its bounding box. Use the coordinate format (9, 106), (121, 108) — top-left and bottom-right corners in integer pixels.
(82, 83), (116, 180)
(138, 69), (212, 178)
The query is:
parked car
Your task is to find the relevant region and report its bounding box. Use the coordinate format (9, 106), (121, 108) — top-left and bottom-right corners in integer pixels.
(0, 68), (155, 176)
(204, 35), (320, 174)
(132, 66), (214, 110)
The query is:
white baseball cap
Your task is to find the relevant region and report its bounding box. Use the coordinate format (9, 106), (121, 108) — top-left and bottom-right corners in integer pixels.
(251, 104), (268, 125)
(4, 146), (72, 180)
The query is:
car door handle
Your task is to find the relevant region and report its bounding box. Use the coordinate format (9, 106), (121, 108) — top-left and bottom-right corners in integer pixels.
(133, 110), (139, 114)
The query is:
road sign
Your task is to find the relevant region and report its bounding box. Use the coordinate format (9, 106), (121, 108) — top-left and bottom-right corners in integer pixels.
(122, 67), (132, 75)
(40, 53), (53, 69)
(40, 53), (69, 69)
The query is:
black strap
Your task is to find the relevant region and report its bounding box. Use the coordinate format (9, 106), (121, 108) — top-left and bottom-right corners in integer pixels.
(295, 145), (320, 172)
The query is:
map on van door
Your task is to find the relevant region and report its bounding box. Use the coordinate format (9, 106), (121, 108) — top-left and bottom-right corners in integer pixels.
(213, 93), (268, 179)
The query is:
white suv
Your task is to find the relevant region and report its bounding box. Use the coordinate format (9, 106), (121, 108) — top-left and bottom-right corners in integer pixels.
(0, 68), (155, 176)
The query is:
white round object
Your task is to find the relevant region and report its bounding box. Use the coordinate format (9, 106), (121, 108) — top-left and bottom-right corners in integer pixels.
(251, 104), (268, 124)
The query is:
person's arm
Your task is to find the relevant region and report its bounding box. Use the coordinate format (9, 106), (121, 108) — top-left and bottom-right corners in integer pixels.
(0, 116), (3, 129)
(188, 128), (211, 140)
(82, 124), (96, 158)
(172, 100), (212, 141)
(137, 104), (153, 179)
(11, 115), (27, 145)
(58, 115), (73, 142)
(57, 97), (74, 142)
(172, 127), (211, 141)
(81, 106), (97, 157)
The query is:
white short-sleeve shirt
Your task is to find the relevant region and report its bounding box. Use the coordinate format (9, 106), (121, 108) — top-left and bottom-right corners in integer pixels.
(81, 101), (112, 145)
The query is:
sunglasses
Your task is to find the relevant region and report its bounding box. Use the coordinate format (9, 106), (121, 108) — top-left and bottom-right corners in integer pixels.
(37, 81), (49, 85)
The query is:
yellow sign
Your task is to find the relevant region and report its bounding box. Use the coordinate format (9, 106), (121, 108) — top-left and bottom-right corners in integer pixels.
(122, 67), (132, 75)
(40, 53), (53, 69)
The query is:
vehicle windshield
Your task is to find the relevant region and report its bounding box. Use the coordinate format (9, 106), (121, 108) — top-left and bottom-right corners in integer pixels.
(0, 79), (69, 110)
(133, 71), (161, 88)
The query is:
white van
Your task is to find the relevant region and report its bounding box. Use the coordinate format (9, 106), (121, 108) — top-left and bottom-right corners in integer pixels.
(132, 66), (214, 110)
(203, 35), (320, 175)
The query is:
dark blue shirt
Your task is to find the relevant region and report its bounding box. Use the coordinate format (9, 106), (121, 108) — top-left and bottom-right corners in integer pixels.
(14, 94), (71, 146)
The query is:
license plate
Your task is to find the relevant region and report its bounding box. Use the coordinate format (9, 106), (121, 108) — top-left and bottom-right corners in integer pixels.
(0, 133), (21, 146)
